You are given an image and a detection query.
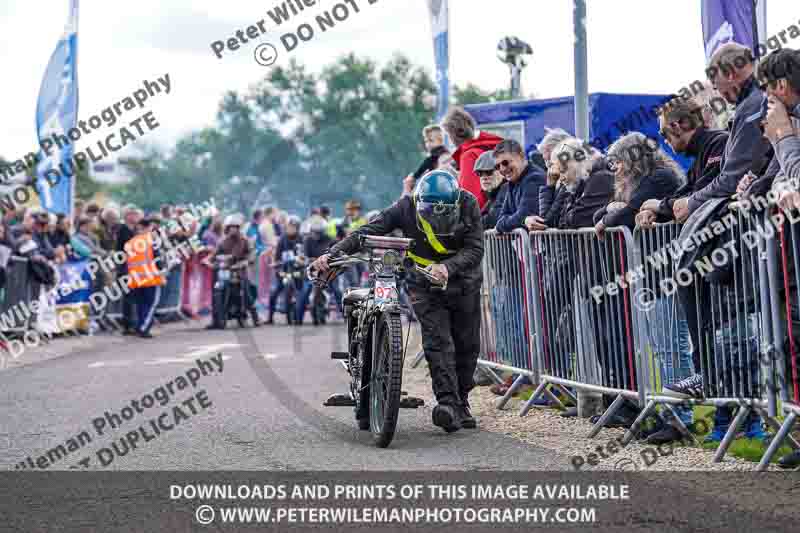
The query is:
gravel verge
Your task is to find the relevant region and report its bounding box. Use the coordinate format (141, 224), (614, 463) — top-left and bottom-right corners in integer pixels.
(401, 322), (778, 471)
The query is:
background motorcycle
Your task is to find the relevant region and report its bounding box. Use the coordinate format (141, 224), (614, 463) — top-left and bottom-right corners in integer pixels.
(206, 254), (252, 328)
(272, 247), (306, 325)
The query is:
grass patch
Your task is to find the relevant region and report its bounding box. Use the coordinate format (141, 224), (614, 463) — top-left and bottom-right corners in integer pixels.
(688, 406), (792, 463)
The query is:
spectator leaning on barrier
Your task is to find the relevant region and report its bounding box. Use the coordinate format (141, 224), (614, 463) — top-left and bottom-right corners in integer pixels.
(594, 132), (684, 236)
(532, 128), (573, 228)
(493, 139), (547, 234)
(124, 218), (165, 338)
(443, 107), (503, 209)
(637, 96), (729, 228)
(99, 205), (120, 252)
(531, 138), (615, 231)
(754, 48), (800, 468)
(672, 42), (773, 222)
(661, 52), (774, 443)
(71, 216), (107, 259)
(30, 208), (57, 262)
(758, 48), (800, 208)
(50, 214), (71, 250)
(474, 151), (507, 230)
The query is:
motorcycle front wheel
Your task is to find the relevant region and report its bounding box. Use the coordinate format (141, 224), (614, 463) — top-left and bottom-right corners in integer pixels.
(369, 311), (404, 448)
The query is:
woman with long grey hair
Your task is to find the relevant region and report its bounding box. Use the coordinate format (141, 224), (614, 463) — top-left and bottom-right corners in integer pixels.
(593, 131), (684, 237)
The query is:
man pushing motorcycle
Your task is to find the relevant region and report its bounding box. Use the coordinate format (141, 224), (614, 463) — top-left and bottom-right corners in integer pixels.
(312, 170), (484, 433)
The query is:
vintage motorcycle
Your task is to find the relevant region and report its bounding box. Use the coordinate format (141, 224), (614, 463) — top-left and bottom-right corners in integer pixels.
(208, 254), (253, 328)
(273, 247), (307, 325)
(308, 235), (445, 447)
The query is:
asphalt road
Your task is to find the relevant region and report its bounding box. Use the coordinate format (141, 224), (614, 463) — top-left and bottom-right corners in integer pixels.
(0, 319), (567, 471)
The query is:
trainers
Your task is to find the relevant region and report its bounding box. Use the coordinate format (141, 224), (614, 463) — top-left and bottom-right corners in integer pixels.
(432, 404), (461, 433)
(744, 419), (769, 441)
(456, 405), (477, 429)
(663, 374), (704, 399)
(703, 427), (728, 444)
(778, 450), (800, 469)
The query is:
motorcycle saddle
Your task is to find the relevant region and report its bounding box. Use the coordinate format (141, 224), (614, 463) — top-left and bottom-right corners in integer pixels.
(343, 288), (370, 305)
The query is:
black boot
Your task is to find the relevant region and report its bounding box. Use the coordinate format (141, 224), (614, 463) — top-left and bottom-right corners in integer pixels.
(778, 450), (800, 469)
(432, 404), (461, 433)
(250, 310), (261, 327)
(456, 403), (477, 429)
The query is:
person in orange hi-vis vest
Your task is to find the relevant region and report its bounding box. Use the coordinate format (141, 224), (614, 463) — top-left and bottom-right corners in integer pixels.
(124, 218), (165, 338)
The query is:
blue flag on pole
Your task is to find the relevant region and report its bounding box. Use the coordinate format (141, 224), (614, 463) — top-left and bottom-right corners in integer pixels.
(701, 0), (758, 62)
(35, 0), (79, 216)
(428, 0), (449, 121)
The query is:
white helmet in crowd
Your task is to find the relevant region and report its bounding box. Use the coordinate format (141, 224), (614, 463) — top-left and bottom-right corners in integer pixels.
(308, 217), (327, 235)
(224, 213), (245, 228)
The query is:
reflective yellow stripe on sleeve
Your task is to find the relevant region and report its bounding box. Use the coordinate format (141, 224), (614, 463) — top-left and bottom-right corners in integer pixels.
(407, 252), (434, 267)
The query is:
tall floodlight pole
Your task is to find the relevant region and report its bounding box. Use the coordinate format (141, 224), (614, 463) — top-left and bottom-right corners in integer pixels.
(573, 0), (589, 141)
(497, 37), (532, 100)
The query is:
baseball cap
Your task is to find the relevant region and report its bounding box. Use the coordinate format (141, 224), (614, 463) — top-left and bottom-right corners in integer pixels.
(474, 151), (496, 173)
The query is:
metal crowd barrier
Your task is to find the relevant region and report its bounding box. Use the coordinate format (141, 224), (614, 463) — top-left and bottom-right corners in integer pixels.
(478, 229), (539, 409)
(155, 265), (185, 320)
(759, 205), (800, 469)
(521, 226), (641, 433)
(624, 207), (786, 463)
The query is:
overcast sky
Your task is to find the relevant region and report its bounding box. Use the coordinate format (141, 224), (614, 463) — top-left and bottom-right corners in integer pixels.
(0, 0), (797, 164)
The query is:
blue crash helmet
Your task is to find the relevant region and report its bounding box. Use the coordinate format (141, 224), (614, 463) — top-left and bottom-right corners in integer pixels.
(413, 170), (461, 237)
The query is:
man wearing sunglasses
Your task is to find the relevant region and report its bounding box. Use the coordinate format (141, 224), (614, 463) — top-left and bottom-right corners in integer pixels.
(493, 139), (546, 234)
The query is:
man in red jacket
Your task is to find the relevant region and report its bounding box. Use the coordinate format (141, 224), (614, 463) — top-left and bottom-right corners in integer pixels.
(442, 107), (503, 209)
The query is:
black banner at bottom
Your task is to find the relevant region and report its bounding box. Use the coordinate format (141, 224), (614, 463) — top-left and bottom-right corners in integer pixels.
(1, 471), (796, 532)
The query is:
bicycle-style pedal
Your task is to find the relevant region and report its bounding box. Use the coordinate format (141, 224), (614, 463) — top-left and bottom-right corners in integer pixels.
(330, 352), (349, 360)
(399, 396), (425, 408)
(323, 393), (356, 407)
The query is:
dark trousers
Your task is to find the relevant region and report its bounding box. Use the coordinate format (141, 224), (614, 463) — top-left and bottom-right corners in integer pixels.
(117, 264), (136, 331)
(410, 285), (481, 407)
(132, 285), (161, 334)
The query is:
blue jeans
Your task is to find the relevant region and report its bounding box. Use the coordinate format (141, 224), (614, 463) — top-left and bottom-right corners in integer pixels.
(643, 296), (693, 426)
(491, 285), (527, 369)
(710, 317), (762, 430)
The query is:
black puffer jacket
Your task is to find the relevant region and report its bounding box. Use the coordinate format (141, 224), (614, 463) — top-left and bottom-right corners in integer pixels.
(481, 182), (508, 230)
(330, 194), (483, 292)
